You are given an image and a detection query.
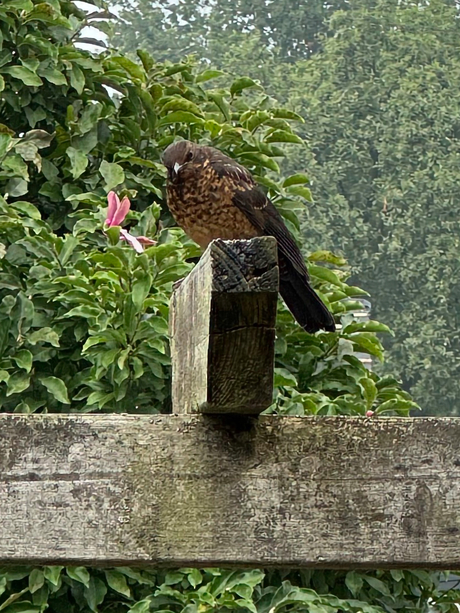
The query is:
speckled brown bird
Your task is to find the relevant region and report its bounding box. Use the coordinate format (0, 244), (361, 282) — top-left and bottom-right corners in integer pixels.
(162, 140), (335, 333)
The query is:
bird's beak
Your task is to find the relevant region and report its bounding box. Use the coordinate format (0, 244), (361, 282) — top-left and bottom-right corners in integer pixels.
(173, 162), (182, 175)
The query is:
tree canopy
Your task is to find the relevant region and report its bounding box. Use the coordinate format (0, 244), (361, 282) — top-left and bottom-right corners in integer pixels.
(285, 0), (460, 414)
(114, 0), (350, 66)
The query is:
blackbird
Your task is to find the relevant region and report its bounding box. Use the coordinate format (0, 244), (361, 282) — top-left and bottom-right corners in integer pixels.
(162, 140), (335, 333)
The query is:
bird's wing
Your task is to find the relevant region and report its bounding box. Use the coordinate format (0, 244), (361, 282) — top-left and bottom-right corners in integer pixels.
(210, 154), (310, 279)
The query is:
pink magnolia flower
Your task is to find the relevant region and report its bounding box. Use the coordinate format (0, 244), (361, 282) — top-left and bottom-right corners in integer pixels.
(105, 191), (156, 253)
(106, 191), (130, 227)
(366, 410), (375, 417)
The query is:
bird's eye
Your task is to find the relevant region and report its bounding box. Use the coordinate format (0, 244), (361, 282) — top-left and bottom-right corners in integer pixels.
(186, 150), (194, 162)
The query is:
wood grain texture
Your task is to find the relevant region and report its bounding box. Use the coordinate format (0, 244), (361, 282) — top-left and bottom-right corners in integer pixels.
(170, 237), (279, 414)
(0, 413), (459, 568)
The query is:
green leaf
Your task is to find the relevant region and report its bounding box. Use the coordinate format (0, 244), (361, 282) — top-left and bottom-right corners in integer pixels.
(105, 225), (121, 245)
(4, 154), (29, 179)
(1, 66), (43, 87)
(137, 49), (154, 71)
(14, 402), (31, 414)
(6, 0), (34, 10)
(67, 146), (88, 179)
(272, 108), (305, 122)
(6, 178), (28, 197)
(158, 111), (205, 126)
(359, 377), (377, 410)
(187, 569), (202, 588)
(196, 69), (225, 83)
(9, 201), (41, 220)
(100, 160), (125, 192)
(78, 103), (102, 135)
(376, 398), (418, 415)
(117, 348), (130, 370)
(283, 173), (310, 187)
(111, 56), (145, 81)
(0, 75), (5, 92)
(23, 129), (54, 148)
(13, 349), (33, 373)
(41, 158), (59, 182)
(69, 63), (85, 94)
(0, 133), (12, 157)
(0, 296), (16, 316)
(39, 376), (70, 404)
(38, 66), (67, 85)
(58, 235), (78, 266)
(127, 600), (151, 613)
(131, 357), (143, 379)
(31, 584), (49, 607)
(209, 93), (231, 121)
(84, 577), (107, 613)
(274, 368), (297, 387)
(390, 569), (404, 582)
(164, 571), (183, 585)
(28, 570), (45, 594)
(343, 320), (393, 335)
(161, 98), (203, 117)
(286, 185), (312, 201)
(266, 130), (304, 144)
(0, 600), (42, 613)
(66, 567), (90, 588)
(105, 571), (131, 598)
(25, 106), (47, 129)
(132, 272), (152, 310)
(15, 141), (40, 168)
(233, 584), (252, 599)
(308, 251), (347, 267)
(6, 372), (30, 396)
(44, 567), (63, 587)
(346, 334), (384, 361)
(345, 571), (363, 596)
(27, 328), (60, 347)
(309, 265), (344, 287)
(86, 391), (115, 408)
(230, 77), (261, 96)
(363, 576), (391, 596)
(62, 305), (101, 319)
(238, 152), (279, 172)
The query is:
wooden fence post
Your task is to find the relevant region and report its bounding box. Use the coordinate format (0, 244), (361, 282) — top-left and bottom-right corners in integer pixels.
(169, 237), (279, 414)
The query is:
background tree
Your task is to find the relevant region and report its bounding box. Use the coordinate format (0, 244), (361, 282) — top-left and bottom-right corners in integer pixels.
(285, 0), (460, 414)
(112, 0), (350, 73)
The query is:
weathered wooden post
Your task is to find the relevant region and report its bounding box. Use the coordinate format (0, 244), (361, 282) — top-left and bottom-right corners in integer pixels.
(169, 237), (279, 414)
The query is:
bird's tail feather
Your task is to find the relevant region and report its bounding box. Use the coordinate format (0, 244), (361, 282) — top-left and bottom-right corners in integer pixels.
(279, 258), (335, 333)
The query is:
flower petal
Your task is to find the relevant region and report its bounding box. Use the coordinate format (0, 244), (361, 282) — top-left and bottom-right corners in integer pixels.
(111, 195), (131, 226)
(136, 236), (157, 246)
(106, 191), (120, 226)
(120, 229), (144, 253)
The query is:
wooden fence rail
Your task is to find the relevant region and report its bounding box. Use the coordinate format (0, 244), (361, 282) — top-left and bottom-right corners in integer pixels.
(0, 414), (459, 568)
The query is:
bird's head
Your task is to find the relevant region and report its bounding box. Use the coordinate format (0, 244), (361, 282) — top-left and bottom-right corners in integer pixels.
(162, 140), (204, 183)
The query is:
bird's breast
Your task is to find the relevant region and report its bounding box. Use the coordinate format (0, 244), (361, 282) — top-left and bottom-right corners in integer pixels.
(166, 176), (259, 249)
